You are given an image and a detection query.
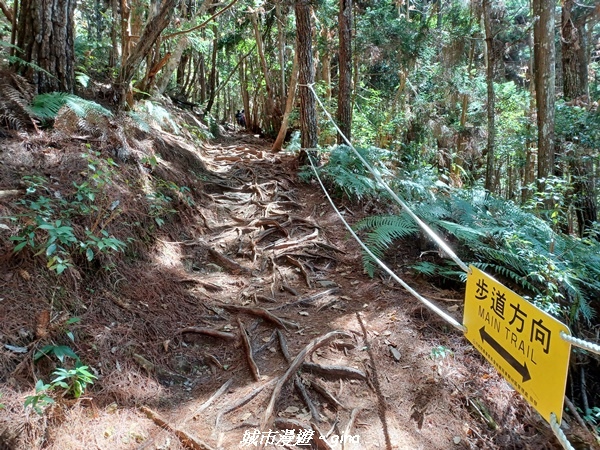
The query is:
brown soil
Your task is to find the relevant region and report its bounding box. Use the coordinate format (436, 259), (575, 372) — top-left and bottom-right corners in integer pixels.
(0, 129), (594, 450)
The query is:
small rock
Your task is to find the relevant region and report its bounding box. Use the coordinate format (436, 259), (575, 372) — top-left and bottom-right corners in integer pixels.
(389, 346), (402, 362)
(453, 436), (461, 445)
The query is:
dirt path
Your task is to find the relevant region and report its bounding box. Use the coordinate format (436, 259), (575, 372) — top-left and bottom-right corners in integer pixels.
(0, 133), (570, 449)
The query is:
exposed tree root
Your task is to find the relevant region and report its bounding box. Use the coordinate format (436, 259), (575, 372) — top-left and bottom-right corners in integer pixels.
(305, 377), (347, 411)
(238, 318), (261, 381)
(302, 362), (367, 381)
(140, 406), (216, 450)
(176, 327), (237, 341)
(220, 303), (297, 329)
(294, 376), (321, 422)
(215, 379), (278, 429)
(260, 330), (351, 434)
(208, 247), (252, 274)
(341, 408), (361, 450)
(269, 287), (340, 311)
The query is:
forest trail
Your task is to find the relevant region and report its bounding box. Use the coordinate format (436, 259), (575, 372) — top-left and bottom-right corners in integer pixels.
(0, 132), (568, 449)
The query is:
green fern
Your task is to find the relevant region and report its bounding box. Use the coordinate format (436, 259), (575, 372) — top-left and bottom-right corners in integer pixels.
(354, 214), (419, 276)
(357, 186), (600, 325)
(305, 145), (394, 200)
(133, 100), (180, 133)
(26, 92), (113, 120)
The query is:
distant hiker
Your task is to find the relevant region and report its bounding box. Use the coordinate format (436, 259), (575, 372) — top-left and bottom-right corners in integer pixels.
(235, 110), (246, 128)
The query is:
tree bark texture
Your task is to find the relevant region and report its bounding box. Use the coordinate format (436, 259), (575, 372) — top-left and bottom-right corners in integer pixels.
(561, 0), (588, 101)
(483, 0), (495, 192)
(533, 0), (556, 182)
(16, 0), (75, 93)
(337, 0), (352, 145)
(295, 0), (318, 150)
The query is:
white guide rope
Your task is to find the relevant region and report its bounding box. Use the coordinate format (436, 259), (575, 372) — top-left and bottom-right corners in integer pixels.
(306, 154), (466, 332)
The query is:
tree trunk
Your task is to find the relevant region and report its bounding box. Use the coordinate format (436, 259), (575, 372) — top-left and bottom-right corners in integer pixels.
(251, 10), (279, 136)
(320, 27), (332, 101)
(276, 1), (286, 102)
(239, 58), (250, 129)
(561, 0), (588, 101)
(154, 37), (189, 95)
(204, 25), (219, 113)
(573, 157), (597, 237)
(337, 0), (352, 145)
(109, 0), (119, 67)
(273, 52), (299, 152)
(295, 0), (318, 150)
(16, 0), (76, 93)
(483, 0), (495, 192)
(115, 0), (176, 108)
(533, 0), (556, 183)
(561, 0), (597, 236)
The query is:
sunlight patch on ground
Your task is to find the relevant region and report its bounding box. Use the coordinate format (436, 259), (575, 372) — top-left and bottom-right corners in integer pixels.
(152, 239), (184, 268)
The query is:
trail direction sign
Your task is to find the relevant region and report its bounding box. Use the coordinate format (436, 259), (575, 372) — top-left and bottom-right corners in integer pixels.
(463, 266), (571, 424)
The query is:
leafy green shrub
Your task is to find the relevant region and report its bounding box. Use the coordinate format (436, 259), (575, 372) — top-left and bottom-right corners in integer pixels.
(25, 365), (97, 414)
(25, 319), (96, 414)
(6, 152), (126, 273)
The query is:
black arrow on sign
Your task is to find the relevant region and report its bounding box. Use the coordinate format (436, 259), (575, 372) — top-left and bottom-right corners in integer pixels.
(479, 327), (531, 382)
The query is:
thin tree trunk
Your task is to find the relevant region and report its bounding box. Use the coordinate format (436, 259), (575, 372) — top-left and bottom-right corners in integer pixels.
(522, 25), (537, 203)
(483, 0), (495, 193)
(273, 52), (299, 152)
(155, 37), (189, 94)
(198, 53), (206, 104)
(239, 58), (250, 129)
(0, 0), (13, 23)
(204, 25), (219, 113)
(276, 1), (286, 102)
(337, 0), (352, 145)
(295, 0), (318, 150)
(9, 0), (18, 56)
(533, 0), (556, 183)
(114, 0), (176, 108)
(109, 0), (119, 67)
(251, 10), (278, 135)
(320, 27), (332, 101)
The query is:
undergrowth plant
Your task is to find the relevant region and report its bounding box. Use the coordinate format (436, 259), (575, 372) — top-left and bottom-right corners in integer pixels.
(25, 318), (96, 414)
(300, 145), (394, 200)
(6, 151), (126, 273)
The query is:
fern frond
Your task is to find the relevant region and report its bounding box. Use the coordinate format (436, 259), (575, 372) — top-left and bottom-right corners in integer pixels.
(27, 93), (113, 121)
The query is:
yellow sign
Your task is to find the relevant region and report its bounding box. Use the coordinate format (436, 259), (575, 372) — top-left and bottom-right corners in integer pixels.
(463, 266), (571, 424)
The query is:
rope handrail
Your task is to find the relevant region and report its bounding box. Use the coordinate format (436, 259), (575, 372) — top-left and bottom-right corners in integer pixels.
(302, 82), (600, 358)
(301, 82), (470, 274)
(306, 154), (466, 332)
